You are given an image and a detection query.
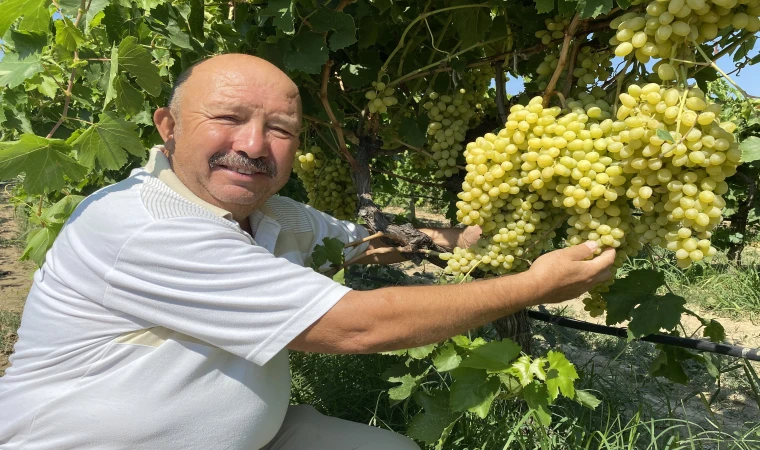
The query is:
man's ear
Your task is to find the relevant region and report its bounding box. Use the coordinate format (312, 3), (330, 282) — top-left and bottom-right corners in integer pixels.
(154, 107), (176, 144)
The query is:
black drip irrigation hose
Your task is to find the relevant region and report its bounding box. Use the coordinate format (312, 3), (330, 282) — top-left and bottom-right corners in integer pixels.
(528, 310), (760, 362)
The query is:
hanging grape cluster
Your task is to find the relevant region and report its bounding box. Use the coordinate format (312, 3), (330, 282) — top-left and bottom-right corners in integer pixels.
(441, 84), (741, 316)
(293, 146), (357, 220)
(423, 90), (479, 179)
(365, 81), (398, 114)
(610, 0), (760, 71)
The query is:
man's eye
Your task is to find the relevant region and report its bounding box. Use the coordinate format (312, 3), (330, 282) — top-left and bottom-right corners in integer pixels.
(270, 126), (292, 136)
(217, 116), (240, 122)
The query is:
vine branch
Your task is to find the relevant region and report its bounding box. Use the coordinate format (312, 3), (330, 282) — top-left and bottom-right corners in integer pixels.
(495, 62), (508, 124)
(543, 14), (581, 106)
(319, 60), (357, 168)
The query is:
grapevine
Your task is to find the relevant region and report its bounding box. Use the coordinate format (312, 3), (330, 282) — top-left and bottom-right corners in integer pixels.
(293, 146), (357, 220)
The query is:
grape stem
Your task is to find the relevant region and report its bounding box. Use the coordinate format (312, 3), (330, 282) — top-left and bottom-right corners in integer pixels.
(542, 13), (581, 107)
(693, 39), (757, 100)
(561, 41), (582, 99)
(495, 62), (508, 124)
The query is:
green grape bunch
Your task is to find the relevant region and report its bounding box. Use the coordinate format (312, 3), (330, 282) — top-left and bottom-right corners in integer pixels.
(293, 146), (357, 220)
(365, 81), (398, 114)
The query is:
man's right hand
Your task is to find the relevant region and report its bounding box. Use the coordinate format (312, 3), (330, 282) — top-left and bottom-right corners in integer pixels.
(526, 241), (617, 306)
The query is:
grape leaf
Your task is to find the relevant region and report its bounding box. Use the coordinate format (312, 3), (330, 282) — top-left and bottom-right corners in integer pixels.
(507, 354), (547, 387)
(259, 0), (295, 35)
(575, 389), (601, 409)
(628, 293), (686, 337)
(284, 31), (329, 74)
(188, 0), (205, 39)
(649, 345), (693, 384)
(544, 350), (578, 401)
(54, 17), (85, 51)
(0, 0), (47, 37)
(387, 373), (423, 401)
(310, 236), (345, 270)
(6, 30), (47, 59)
(458, 339), (522, 372)
(407, 343), (438, 359)
(398, 115), (429, 149)
(739, 136), (760, 163)
(702, 319), (725, 343)
(308, 7), (356, 51)
(432, 343), (461, 372)
(408, 391), (462, 445)
(452, 5), (491, 49)
(113, 76), (145, 116)
(0, 52), (44, 88)
(118, 36), (162, 97)
(72, 112), (146, 170)
(656, 128), (675, 143)
(576, 0), (613, 18)
(21, 227), (56, 266)
(0, 134), (87, 194)
(36, 75), (58, 98)
(84, 0), (110, 28)
(103, 44), (119, 110)
(449, 368), (501, 418)
(534, 0), (555, 14)
(21, 195), (85, 265)
(522, 383), (552, 426)
(604, 268), (663, 325)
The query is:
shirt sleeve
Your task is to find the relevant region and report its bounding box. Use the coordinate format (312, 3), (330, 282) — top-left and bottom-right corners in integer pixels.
(103, 217), (352, 366)
(302, 204), (371, 267)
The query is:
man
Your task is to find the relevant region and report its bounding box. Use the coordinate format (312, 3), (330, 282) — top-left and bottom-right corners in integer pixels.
(0, 54), (615, 449)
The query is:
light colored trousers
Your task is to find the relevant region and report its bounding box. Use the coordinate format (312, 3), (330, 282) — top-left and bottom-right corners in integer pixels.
(260, 405), (421, 449)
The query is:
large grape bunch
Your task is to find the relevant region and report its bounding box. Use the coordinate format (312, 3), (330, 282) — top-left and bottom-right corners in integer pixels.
(610, 0), (760, 74)
(293, 146), (357, 220)
(441, 84), (741, 315)
(422, 90), (479, 178)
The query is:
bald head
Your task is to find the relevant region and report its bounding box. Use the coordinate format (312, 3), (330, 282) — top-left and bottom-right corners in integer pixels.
(168, 54), (301, 127)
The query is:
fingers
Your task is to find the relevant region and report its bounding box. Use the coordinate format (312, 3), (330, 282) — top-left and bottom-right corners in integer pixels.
(561, 241), (599, 261)
(587, 247), (617, 282)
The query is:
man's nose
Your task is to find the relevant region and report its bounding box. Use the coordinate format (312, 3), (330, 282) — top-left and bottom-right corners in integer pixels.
(232, 122), (269, 159)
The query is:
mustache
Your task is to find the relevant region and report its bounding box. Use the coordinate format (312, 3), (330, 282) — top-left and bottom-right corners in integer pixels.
(208, 152), (277, 177)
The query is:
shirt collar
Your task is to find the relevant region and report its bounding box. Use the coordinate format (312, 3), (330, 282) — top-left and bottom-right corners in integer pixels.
(145, 145), (234, 220)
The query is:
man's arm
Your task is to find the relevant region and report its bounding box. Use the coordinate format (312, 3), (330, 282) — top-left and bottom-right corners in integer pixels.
(350, 226), (482, 265)
(288, 242), (615, 354)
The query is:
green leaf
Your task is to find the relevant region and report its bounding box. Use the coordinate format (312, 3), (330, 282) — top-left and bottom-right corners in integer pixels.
(84, 0), (110, 28)
(188, 0), (204, 39)
(544, 350), (578, 401)
(695, 353), (720, 379)
(0, 134), (87, 194)
(310, 236), (345, 270)
(575, 389), (601, 409)
(432, 343), (461, 372)
(449, 368), (501, 418)
(507, 354), (546, 387)
(0, 0), (47, 37)
(54, 17), (85, 51)
(398, 115), (429, 149)
(283, 31), (329, 74)
(628, 293), (686, 337)
(7, 30), (47, 59)
(36, 75), (58, 98)
(331, 268), (345, 285)
(739, 136), (760, 163)
(458, 339), (522, 372)
(452, 6), (491, 49)
(407, 343), (438, 359)
(72, 112), (146, 170)
(103, 44), (119, 110)
(0, 52), (44, 88)
(387, 373), (423, 401)
(702, 319), (725, 343)
(21, 227), (56, 266)
(118, 36), (162, 97)
(522, 383), (552, 426)
(649, 345), (693, 384)
(259, 0), (294, 35)
(408, 391), (462, 445)
(308, 7), (356, 51)
(576, 0), (613, 18)
(534, 0), (555, 13)
(657, 128), (675, 143)
(604, 268), (663, 325)
(113, 76), (145, 116)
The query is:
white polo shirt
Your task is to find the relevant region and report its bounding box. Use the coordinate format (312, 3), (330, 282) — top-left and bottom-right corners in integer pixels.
(0, 147), (369, 449)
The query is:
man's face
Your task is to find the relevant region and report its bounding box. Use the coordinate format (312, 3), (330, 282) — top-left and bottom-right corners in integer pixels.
(167, 65), (301, 214)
